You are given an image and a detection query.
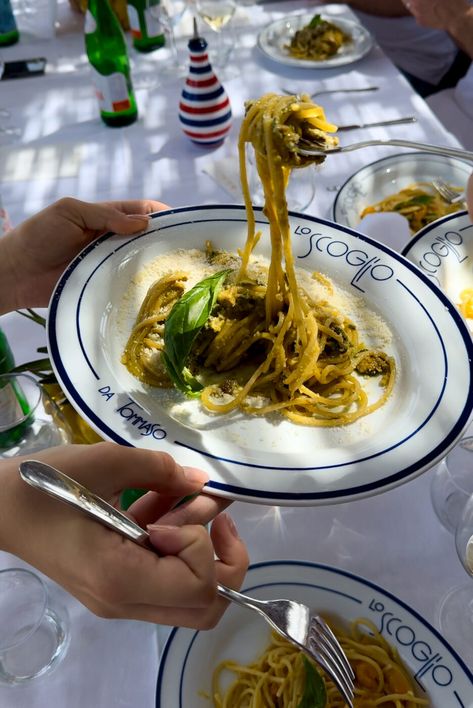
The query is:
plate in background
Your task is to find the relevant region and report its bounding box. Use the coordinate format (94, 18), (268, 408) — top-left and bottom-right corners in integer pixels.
(257, 13), (374, 69)
(155, 560), (473, 707)
(332, 152), (471, 239)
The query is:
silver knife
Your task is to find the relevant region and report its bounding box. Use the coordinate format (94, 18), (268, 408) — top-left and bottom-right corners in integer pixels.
(337, 116), (417, 131)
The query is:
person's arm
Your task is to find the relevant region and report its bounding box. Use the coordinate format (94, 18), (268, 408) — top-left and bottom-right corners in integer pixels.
(319, 0), (410, 17)
(0, 197), (167, 315)
(402, 0), (473, 58)
(0, 443), (248, 627)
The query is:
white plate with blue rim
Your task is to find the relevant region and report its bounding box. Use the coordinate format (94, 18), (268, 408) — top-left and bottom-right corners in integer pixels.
(402, 210), (473, 332)
(332, 152), (472, 241)
(155, 560), (473, 707)
(257, 13), (374, 69)
(47, 204), (473, 506)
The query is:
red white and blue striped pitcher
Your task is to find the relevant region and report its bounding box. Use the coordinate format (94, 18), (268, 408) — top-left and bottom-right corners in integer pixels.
(179, 33), (232, 145)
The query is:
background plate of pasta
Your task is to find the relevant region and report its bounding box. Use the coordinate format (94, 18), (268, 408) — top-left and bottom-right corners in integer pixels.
(155, 560), (473, 707)
(332, 153), (471, 241)
(47, 205), (473, 506)
(402, 211), (473, 334)
(257, 12), (374, 69)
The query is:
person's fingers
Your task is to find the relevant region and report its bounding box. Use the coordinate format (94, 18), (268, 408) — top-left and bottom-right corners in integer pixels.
(157, 492), (232, 527)
(35, 443), (209, 501)
(127, 490), (181, 527)
(102, 199), (170, 216)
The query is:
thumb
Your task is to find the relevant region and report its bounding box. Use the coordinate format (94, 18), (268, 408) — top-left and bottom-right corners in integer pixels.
(64, 199), (151, 235)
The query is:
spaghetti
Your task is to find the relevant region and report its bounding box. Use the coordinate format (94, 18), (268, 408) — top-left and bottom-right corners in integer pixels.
(360, 182), (463, 234)
(212, 619), (429, 707)
(286, 14), (351, 61)
(122, 93), (396, 427)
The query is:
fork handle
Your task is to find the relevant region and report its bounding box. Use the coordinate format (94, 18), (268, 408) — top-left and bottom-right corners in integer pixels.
(336, 139), (473, 161)
(218, 583), (268, 613)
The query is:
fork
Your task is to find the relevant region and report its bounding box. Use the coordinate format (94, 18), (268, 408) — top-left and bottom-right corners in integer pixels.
(297, 138), (473, 162)
(18, 459), (355, 708)
(432, 177), (467, 206)
(282, 86), (379, 99)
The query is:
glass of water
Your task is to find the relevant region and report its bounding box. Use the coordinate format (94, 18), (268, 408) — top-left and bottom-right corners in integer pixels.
(0, 567), (70, 685)
(0, 373), (71, 458)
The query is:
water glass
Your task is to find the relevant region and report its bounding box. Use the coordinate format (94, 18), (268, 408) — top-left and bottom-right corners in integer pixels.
(0, 373), (71, 458)
(430, 436), (473, 533)
(246, 148), (317, 213)
(0, 568), (70, 685)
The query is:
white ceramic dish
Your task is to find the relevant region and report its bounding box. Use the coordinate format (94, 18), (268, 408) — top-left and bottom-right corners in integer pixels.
(47, 205), (473, 506)
(257, 13), (374, 69)
(332, 152), (472, 237)
(155, 560), (473, 707)
(402, 210), (473, 330)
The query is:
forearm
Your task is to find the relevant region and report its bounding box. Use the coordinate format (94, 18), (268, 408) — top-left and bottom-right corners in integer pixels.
(449, 6), (473, 58)
(340, 0), (409, 16)
(0, 230), (22, 315)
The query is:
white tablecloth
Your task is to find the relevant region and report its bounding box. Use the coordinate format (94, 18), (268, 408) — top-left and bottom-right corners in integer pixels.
(0, 2), (470, 706)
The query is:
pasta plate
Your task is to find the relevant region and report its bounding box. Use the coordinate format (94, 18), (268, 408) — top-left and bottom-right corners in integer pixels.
(257, 13), (374, 69)
(47, 205), (473, 506)
(332, 152), (472, 238)
(155, 560), (473, 707)
(402, 210), (473, 332)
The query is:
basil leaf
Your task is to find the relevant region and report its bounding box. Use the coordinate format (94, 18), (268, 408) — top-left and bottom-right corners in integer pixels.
(395, 194), (433, 210)
(297, 655), (327, 708)
(163, 269), (231, 396)
(308, 14), (323, 28)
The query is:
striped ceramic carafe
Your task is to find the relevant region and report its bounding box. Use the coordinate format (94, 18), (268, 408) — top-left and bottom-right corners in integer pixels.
(179, 33), (232, 145)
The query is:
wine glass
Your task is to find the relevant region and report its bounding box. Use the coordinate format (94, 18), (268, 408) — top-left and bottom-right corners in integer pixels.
(437, 491), (473, 666)
(148, 0), (189, 78)
(430, 436), (473, 533)
(195, 0), (237, 69)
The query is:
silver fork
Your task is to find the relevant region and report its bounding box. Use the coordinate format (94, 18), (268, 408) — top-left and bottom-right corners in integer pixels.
(18, 459), (355, 708)
(432, 177), (467, 206)
(297, 138), (473, 162)
(282, 86), (379, 99)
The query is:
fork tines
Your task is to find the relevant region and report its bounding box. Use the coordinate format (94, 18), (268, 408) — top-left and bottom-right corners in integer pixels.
(308, 615), (355, 707)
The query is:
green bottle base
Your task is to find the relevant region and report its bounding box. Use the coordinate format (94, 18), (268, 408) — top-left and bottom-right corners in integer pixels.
(132, 37), (165, 53)
(0, 29), (19, 47)
(101, 111), (138, 128)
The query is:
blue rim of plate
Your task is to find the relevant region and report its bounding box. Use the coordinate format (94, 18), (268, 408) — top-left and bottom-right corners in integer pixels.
(155, 560), (473, 707)
(331, 153), (473, 227)
(47, 204), (473, 504)
(401, 209), (470, 258)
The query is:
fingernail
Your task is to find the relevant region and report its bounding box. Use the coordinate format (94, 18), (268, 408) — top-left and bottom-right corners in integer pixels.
(147, 523), (178, 532)
(183, 466), (209, 485)
(126, 214), (150, 223)
(224, 513), (239, 539)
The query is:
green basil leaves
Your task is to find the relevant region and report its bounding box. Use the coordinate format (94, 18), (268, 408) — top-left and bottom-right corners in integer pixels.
(297, 655), (327, 708)
(162, 269), (231, 396)
(308, 14), (323, 29)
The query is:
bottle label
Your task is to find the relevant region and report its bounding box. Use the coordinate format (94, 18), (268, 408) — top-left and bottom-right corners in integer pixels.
(128, 4), (163, 40)
(84, 9), (97, 35)
(0, 2), (16, 34)
(0, 383), (23, 430)
(90, 67), (132, 114)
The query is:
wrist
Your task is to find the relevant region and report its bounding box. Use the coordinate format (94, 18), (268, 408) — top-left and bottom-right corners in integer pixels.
(0, 459), (22, 553)
(0, 229), (22, 315)
(448, 6), (473, 53)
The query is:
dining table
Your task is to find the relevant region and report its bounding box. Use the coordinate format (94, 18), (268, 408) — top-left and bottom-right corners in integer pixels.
(0, 1), (472, 706)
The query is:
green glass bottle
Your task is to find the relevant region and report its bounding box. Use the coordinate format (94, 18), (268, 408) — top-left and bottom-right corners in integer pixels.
(0, 327), (33, 449)
(127, 0), (165, 53)
(0, 0), (19, 47)
(84, 0), (138, 128)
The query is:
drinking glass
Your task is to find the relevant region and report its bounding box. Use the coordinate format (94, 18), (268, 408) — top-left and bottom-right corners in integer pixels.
(430, 436), (473, 533)
(143, 0), (189, 80)
(246, 148), (317, 213)
(0, 568), (70, 685)
(195, 0), (237, 69)
(437, 492), (473, 665)
(0, 373), (71, 458)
